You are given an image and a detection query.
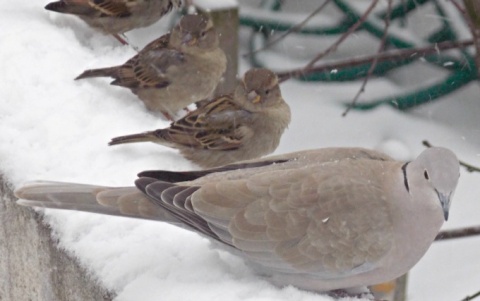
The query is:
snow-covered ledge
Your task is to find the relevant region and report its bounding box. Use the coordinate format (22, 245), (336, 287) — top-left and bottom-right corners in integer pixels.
(0, 176), (112, 301)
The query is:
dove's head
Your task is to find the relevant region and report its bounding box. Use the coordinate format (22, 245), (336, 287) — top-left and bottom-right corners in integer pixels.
(171, 14), (219, 51)
(408, 147), (460, 221)
(235, 68), (284, 111)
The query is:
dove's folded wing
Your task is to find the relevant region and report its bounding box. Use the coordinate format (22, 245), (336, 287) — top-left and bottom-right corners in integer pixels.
(138, 158), (394, 278)
(138, 147), (393, 183)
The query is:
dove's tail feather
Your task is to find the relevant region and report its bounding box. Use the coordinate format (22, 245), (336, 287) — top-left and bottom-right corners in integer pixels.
(14, 181), (179, 222)
(75, 67), (120, 80)
(45, 1), (92, 16)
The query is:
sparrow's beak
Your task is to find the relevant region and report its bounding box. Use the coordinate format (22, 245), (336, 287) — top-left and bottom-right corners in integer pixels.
(182, 33), (197, 46)
(247, 90), (261, 104)
(436, 189), (452, 221)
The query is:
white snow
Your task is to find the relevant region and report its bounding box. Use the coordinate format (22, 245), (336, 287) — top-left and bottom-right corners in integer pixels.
(193, 0), (238, 11)
(2, 1), (480, 301)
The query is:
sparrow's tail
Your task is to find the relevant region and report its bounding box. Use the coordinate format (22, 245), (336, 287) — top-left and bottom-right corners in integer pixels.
(75, 67), (120, 80)
(109, 130), (171, 146)
(44, 1), (92, 16)
(14, 181), (177, 222)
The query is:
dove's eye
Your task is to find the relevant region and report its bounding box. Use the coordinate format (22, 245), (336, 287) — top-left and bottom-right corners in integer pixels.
(424, 170), (429, 180)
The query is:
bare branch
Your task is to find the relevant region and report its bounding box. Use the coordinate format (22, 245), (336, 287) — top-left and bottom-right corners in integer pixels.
(452, 0), (480, 74)
(277, 39), (473, 82)
(342, 0), (392, 117)
(422, 140), (480, 173)
(461, 290), (480, 301)
(243, 0), (332, 57)
(302, 0), (380, 72)
(451, 0), (467, 14)
(435, 226), (480, 241)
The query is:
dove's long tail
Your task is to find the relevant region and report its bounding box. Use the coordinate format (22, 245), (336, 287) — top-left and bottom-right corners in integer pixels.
(75, 67), (120, 80)
(44, 1), (92, 16)
(14, 181), (178, 222)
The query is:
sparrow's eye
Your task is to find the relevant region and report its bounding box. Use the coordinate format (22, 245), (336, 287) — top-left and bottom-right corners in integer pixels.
(265, 89), (270, 95)
(200, 31), (206, 38)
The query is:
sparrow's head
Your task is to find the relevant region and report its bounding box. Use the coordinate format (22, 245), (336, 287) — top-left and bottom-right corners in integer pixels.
(171, 14), (219, 51)
(236, 68), (283, 111)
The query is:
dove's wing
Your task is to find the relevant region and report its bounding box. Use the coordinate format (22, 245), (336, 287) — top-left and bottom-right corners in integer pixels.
(137, 157), (395, 278)
(138, 147), (394, 183)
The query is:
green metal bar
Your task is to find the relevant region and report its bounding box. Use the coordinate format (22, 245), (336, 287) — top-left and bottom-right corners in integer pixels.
(377, 0), (431, 20)
(348, 56), (477, 111)
(427, 1), (458, 44)
(239, 14), (355, 35)
(259, 0), (282, 12)
(247, 25), (467, 81)
(297, 59), (411, 81)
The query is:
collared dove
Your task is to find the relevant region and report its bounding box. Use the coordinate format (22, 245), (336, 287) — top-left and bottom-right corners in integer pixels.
(75, 14), (227, 120)
(14, 146), (460, 292)
(44, 0), (181, 44)
(108, 68), (291, 168)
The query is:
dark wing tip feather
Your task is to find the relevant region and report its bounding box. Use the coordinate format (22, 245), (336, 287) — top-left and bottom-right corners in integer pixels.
(144, 181), (176, 206)
(137, 159), (291, 183)
(137, 170), (205, 183)
(134, 177), (158, 193)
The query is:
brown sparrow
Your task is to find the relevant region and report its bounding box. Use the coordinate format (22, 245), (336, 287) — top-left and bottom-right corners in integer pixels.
(45, 0), (182, 44)
(108, 68), (291, 168)
(76, 14), (227, 120)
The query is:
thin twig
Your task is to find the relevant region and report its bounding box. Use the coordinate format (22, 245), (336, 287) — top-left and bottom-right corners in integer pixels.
(342, 0), (392, 117)
(302, 0), (380, 72)
(461, 290), (480, 301)
(451, 0), (480, 74)
(435, 226), (480, 241)
(277, 39), (474, 82)
(422, 140), (480, 173)
(243, 0), (332, 57)
(451, 0), (467, 14)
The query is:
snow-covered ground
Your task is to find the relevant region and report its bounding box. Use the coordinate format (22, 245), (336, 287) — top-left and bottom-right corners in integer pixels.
(1, 1), (480, 300)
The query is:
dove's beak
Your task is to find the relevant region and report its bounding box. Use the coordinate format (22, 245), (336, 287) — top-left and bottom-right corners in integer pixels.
(436, 189), (452, 221)
(247, 91), (261, 104)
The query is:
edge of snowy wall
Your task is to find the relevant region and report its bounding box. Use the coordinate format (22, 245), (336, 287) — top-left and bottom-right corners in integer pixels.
(0, 175), (113, 301)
